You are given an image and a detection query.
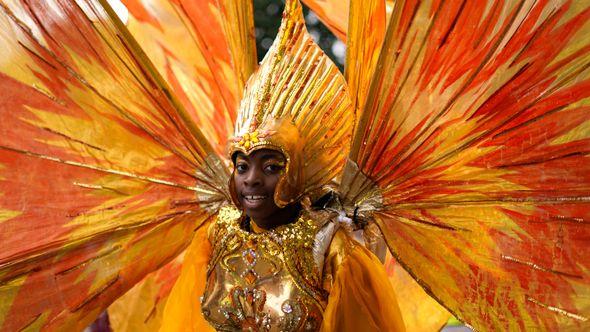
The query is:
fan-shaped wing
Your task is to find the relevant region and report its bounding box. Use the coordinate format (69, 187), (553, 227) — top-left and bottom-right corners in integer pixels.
(343, 0), (590, 330)
(345, 0), (387, 126)
(122, 0), (257, 155)
(0, 0), (227, 330)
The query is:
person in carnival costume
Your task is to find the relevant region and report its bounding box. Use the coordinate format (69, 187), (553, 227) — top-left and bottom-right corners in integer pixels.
(159, 2), (405, 330)
(0, 0), (589, 331)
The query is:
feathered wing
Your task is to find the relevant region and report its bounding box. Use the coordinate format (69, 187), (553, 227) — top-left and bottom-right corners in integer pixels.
(303, 0), (389, 127)
(342, 0), (590, 330)
(101, 1), (258, 325)
(0, 0), (229, 330)
(122, 0), (257, 155)
(344, 2), (452, 329)
(344, 0), (386, 122)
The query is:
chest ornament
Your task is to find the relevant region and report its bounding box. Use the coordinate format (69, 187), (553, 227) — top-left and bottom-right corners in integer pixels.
(201, 206), (334, 331)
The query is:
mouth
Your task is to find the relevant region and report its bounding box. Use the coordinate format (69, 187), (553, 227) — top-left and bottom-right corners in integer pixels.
(241, 193), (269, 207)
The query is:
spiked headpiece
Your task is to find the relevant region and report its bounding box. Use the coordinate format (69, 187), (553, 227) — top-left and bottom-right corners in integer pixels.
(229, 0), (354, 208)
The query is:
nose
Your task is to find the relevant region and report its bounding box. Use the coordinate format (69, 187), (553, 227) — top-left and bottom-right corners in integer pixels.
(243, 168), (263, 187)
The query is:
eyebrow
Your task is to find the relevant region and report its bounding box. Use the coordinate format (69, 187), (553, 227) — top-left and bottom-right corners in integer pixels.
(235, 153), (284, 162)
(259, 153), (285, 162)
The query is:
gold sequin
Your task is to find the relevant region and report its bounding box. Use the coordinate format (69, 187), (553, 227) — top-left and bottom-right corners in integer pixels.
(201, 206), (336, 331)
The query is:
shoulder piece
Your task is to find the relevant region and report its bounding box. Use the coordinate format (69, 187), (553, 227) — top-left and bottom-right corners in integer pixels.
(307, 210), (341, 277)
(216, 205), (243, 225)
(209, 205), (241, 243)
(207, 205), (241, 273)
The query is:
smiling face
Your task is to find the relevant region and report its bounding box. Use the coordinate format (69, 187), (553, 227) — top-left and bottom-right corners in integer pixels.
(233, 149), (287, 228)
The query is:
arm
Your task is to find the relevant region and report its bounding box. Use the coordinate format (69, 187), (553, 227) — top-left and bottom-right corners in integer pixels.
(321, 229), (405, 332)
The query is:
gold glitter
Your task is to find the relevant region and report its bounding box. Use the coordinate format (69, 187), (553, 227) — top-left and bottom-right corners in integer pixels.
(202, 205), (334, 331)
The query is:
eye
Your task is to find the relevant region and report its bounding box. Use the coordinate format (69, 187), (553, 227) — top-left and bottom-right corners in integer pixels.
(236, 163), (248, 174)
(264, 163), (284, 174)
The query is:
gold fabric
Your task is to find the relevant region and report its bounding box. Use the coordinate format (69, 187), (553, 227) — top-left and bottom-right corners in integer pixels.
(160, 206), (405, 331)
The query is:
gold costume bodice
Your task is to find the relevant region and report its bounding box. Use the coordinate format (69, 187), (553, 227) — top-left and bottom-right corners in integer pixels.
(201, 207), (339, 331)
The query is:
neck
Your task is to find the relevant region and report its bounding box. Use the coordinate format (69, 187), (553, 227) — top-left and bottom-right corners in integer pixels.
(251, 203), (302, 231)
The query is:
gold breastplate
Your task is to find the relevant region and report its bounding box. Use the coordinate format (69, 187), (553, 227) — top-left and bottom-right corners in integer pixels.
(201, 207), (338, 331)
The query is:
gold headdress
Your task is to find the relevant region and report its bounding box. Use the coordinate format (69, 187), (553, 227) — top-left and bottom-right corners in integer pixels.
(229, 0), (354, 208)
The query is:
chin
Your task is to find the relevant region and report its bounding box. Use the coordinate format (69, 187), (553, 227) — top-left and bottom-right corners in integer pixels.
(243, 208), (270, 222)
(240, 198), (275, 216)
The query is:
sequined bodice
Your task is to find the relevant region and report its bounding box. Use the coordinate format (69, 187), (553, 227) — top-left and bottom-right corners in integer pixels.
(201, 207), (338, 331)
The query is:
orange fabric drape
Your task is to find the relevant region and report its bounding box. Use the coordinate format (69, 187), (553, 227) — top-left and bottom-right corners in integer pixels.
(321, 231), (405, 332)
(159, 222), (214, 332)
